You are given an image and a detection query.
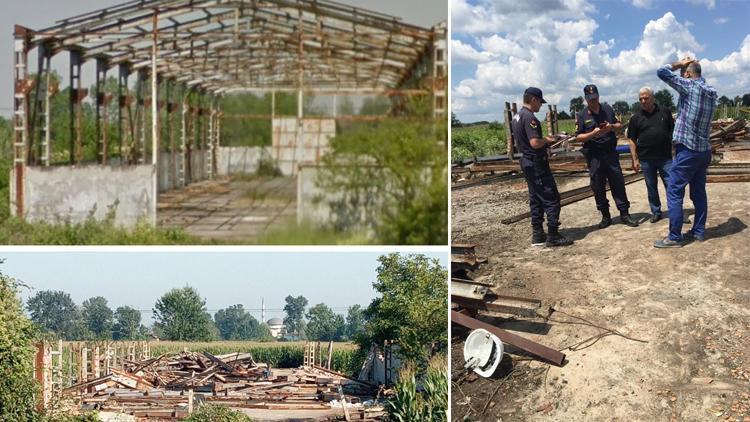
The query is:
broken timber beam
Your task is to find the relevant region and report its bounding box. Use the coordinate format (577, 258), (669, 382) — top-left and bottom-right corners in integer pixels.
(451, 310), (566, 366)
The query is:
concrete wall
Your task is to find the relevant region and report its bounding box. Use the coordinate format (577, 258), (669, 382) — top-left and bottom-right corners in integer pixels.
(158, 152), (184, 192)
(297, 163), (378, 231)
(297, 164), (331, 224)
(216, 146), (270, 176)
(272, 118), (335, 176)
(13, 165), (156, 227)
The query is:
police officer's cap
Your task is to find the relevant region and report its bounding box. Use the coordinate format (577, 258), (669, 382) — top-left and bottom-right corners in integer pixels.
(583, 84), (599, 101)
(524, 87), (547, 104)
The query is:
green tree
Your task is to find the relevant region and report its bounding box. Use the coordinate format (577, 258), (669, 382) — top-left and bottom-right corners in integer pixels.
(27, 290), (87, 340)
(569, 96), (584, 115)
(338, 96), (355, 116)
(317, 119), (448, 244)
(742, 93), (750, 107)
(0, 267), (39, 420)
(451, 112), (462, 127)
(153, 287), (216, 341)
(631, 102), (641, 113)
(283, 295), (308, 337)
(361, 253), (448, 362)
(345, 304), (366, 340)
(214, 304), (270, 340)
(718, 95), (732, 107)
(81, 296), (114, 339)
(557, 110), (571, 120)
(612, 101), (630, 116)
(113, 306), (145, 340)
(359, 96), (390, 115)
(305, 303), (345, 341)
(654, 89), (675, 110)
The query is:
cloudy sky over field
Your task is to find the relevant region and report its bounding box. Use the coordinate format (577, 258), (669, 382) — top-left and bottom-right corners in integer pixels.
(451, 0), (750, 123)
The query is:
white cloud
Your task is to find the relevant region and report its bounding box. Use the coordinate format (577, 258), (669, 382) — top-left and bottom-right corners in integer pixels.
(631, 0), (653, 8)
(686, 0), (716, 9)
(451, 39), (491, 64)
(701, 35), (750, 92)
(714, 17), (729, 24)
(633, 0), (715, 10)
(452, 8), (748, 123)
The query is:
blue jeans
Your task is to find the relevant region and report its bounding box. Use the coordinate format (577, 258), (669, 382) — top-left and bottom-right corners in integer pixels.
(640, 158), (671, 216)
(667, 144), (711, 241)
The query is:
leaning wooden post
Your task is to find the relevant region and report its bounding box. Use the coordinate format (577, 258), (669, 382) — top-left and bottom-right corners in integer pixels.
(93, 346), (100, 378)
(552, 105), (559, 135)
(80, 347), (88, 382)
(504, 102), (513, 161)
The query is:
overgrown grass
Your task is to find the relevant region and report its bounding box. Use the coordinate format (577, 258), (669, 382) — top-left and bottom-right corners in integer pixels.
(0, 216), (203, 245)
(252, 218), (372, 245)
(451, 124), (505, 163)
(452, 119), (579, 163)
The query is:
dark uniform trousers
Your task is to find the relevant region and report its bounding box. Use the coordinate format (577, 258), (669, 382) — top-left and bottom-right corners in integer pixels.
(520, 155), (560, 229)
(583, 146), (630, 213)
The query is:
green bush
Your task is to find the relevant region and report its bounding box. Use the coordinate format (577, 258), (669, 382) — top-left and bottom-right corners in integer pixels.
(451, 124), (506, 162)
(0, 267), (40, 421)
(316, 119), (448, 245)
(0, 216), (201, 245)
(185, 404), (252, 422)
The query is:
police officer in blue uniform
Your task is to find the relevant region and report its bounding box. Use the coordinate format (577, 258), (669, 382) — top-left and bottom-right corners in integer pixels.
(512, 87), (573, 247)
(576, 84), (639, 229)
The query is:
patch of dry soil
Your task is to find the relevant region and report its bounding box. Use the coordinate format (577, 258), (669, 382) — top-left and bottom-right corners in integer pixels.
(452, 173), (750, 421)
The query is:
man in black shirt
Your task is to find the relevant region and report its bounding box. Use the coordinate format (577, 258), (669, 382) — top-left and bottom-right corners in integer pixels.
(627, 87), (674, 223)
(511, 87), (573, 247)
(576, 84), (639, 229)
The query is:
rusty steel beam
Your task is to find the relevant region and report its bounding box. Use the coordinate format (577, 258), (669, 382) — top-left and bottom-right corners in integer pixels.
(452, 310), (566, 366)
(501, 172), (645, 224)
(451, 295), (542, 319)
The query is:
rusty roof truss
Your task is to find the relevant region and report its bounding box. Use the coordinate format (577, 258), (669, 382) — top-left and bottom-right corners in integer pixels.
(24, 0), (436, 94)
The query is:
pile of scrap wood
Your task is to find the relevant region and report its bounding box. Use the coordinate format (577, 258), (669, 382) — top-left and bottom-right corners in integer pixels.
(711, 118), (749, 151)
(62, 350), (382, 419)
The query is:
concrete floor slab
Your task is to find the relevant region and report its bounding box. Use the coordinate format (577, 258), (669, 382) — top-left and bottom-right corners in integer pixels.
(157, 176), (296, 243)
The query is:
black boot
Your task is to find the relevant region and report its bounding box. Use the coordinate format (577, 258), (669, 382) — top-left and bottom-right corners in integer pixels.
(598, 214), (612, 229)
(620, 213), (639, 227)
(546, 227), (573, 247)
(531, 225), (546, 246)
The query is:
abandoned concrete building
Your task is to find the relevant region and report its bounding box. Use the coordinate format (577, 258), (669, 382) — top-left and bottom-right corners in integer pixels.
(10, 0), (446, 237)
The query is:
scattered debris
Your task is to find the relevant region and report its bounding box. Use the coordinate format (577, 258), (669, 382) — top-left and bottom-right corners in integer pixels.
(62, 350), (384, 420)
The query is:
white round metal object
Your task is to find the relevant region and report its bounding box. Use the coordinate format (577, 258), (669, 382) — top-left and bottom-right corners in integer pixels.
(463, 328), (503, 378)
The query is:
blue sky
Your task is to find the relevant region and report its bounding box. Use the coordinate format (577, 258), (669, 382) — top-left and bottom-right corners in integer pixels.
(452, 0), (750, 123)
(1, 250), (448, 325)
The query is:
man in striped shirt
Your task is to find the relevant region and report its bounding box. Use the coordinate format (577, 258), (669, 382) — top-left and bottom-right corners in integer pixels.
(653, 57), (717, 248)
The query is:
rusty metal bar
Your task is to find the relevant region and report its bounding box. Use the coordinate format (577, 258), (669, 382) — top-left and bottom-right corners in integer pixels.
(451, 295), (542, 319)
(452, 310), (566, 366)
(69, 49), (83, 164)
(501, 172), (645, 224)
(118, 64), (130, 161)
(95, 57), (108, 164)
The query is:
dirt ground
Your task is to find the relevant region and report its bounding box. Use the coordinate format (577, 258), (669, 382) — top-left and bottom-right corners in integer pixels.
(157, 176), (296, 242)
(451, 168), (750, 421)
